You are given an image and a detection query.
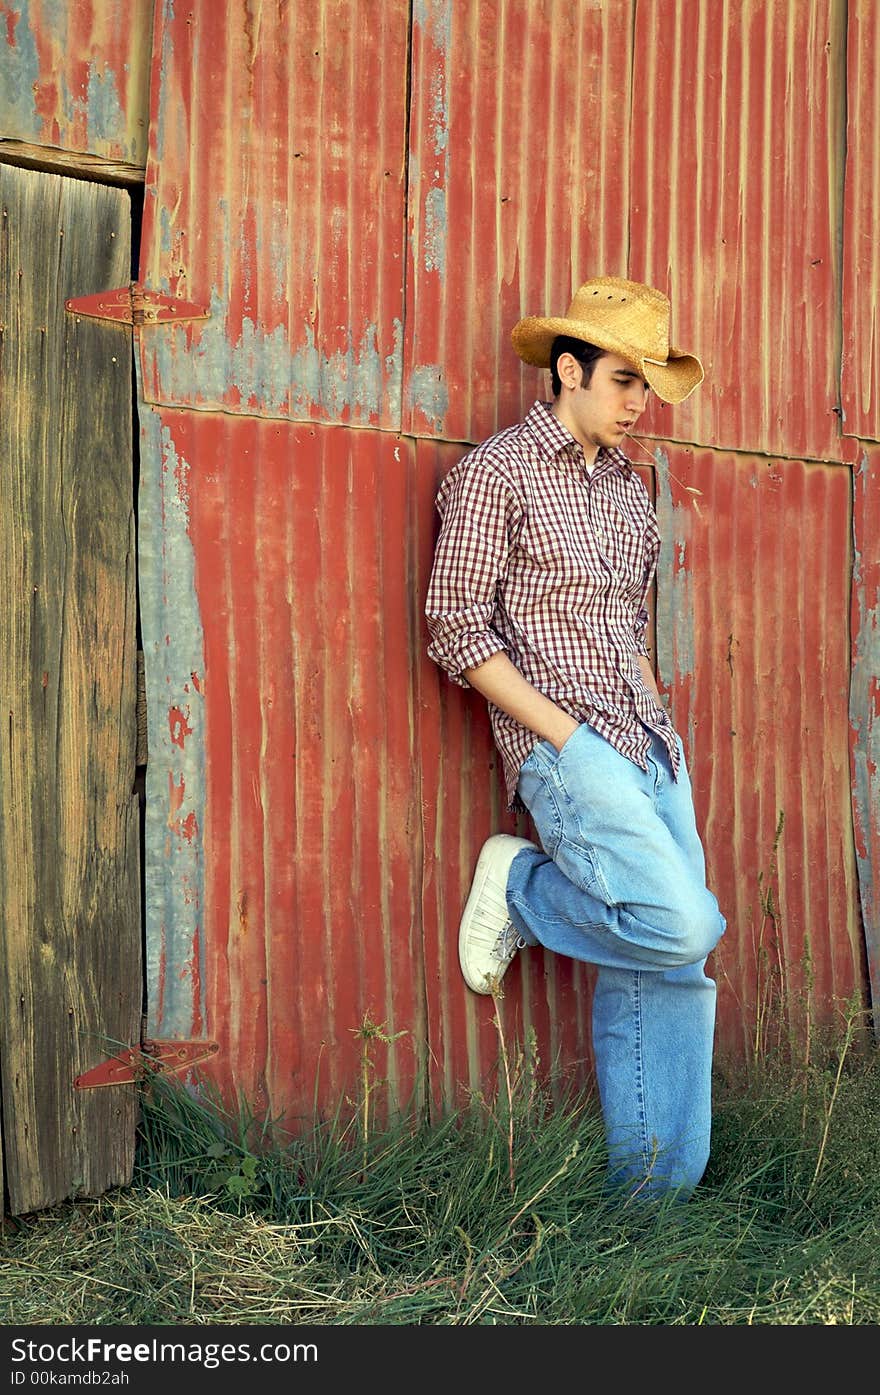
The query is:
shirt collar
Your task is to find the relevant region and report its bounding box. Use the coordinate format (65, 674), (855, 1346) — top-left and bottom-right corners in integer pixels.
(522, 400), (633, 478)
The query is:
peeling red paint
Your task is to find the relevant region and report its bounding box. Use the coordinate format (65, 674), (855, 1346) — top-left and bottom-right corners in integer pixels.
(147, 410), (433, 1122)
(188, 926), (203, 1037)
(172, 455), (191, 507)
(851, 443), (880, 1023)
(404, 0), (630, 443)
(658, 448), (863, 1048)
(842, 0), (880, 440)
(167, 771), (184, 823)
(164, 770), (198, 843)
(4, 4), (20, 49)
(139, 0), (409, 428)
(168, 704), (193, 748)
(2, 0), (152, 163)
(173, 811), (198, 844)
(32, 80), (58, 126)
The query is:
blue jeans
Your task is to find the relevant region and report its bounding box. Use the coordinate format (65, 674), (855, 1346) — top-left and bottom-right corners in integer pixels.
(507, 723), (726, 1198)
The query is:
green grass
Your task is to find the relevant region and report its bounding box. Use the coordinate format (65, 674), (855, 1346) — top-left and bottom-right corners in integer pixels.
(2, 1021), (880, 1326)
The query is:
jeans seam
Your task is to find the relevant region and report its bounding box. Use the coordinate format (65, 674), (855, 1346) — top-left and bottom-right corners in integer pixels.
(523, 760), (565, 858)
(631, 971), (651, 1178)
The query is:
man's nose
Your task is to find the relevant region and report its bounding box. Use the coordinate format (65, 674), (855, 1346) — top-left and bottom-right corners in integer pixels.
(627, 383), (648, 414)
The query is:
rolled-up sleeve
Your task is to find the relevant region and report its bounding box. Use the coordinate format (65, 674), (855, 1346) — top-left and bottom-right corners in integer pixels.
(425, 457), (520, 686)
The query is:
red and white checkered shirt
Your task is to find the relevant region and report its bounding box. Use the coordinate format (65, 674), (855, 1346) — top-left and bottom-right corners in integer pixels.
(425, 400), (680, 809)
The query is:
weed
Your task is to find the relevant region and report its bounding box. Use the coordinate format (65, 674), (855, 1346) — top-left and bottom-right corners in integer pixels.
(203, 1143), (262, 1204)
(752, 809), (786, 1067)
(347, 1012), (408, 1178)
(806, 991), (872, 1202)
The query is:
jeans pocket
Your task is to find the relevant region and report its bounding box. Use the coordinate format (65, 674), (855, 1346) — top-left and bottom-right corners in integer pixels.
(557, 833), (611, 900)
(555, 721), (587, 767)
(529, 722), (587, 779)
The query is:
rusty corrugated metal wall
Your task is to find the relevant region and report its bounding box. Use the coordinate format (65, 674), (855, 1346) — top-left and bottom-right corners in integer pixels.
(0, 0), (151, 166)
(629, 0), (848, 462)
(3, 0), (877, 1129)
(404, 0), (632, 442)
(654, 446), (863, 1053)
(844, 2), (880, 1016)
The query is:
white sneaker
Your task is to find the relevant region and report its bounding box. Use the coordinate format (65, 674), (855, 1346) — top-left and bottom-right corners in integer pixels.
(458, 834), (537, 994)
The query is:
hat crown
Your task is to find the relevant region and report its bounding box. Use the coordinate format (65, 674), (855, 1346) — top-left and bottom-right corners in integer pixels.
(509, 272), (703, 403)
(566, 277), (670, 359)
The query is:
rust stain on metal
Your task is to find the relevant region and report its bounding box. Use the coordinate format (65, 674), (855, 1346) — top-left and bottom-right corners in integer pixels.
(1, 0), (152, 164)
(138, 409), (428, 1123)
(137, 0), (409, 428)
(236, 889), (249, 936)
(629, 0), (847, 463)
(138, 398), (207, 1040)
(404, 0), (632, 445)
(655, 444), (864, 1054)
(168, 705), (193, 749)
(841, 0), (880, 443)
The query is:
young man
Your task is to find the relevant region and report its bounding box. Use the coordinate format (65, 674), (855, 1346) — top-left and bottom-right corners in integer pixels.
(425, 276), (726, 1198)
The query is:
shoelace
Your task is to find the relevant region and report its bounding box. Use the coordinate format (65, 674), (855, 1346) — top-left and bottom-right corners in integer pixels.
(494, 924), (527, 960)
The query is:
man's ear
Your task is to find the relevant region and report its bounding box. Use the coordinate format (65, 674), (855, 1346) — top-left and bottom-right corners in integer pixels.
(556, 351), (582, 391)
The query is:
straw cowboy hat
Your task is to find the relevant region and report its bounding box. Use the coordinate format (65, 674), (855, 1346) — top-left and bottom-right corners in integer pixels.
(511, 275), (703, 403)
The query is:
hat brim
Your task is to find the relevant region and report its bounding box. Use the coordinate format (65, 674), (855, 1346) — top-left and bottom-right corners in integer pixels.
(510, 315), (704, 404)
(641, 353), (704, 404)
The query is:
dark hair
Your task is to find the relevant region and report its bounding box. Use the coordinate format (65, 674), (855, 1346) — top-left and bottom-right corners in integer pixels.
(549, 336), (606, 397)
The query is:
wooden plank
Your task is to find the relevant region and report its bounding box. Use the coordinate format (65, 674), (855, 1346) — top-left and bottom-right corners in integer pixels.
(0, 164), (141, 1214)
(0, 140), (146, 189)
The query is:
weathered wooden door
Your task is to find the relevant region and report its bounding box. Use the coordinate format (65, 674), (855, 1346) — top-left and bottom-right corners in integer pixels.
(0, 164), (141, 1215)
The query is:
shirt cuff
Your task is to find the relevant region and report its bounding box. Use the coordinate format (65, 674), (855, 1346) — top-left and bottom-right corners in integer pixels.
(427, 633), (506, 687)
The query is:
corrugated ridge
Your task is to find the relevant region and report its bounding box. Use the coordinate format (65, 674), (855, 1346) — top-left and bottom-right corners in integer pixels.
(655, 443), (863, 1056)
(138, 0), (409, 428)
(841, 0), (880, 439)
(403, 0), (631, 445)
(630, 0), (844, 464)
(0, 0), (152, 163)
(137, 412), (427, 1123)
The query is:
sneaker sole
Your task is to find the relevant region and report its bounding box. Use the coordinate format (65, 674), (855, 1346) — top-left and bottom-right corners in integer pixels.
(458, 836), (531, 994)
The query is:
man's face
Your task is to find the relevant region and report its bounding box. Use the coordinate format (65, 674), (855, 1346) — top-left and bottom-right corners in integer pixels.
(555, 351), (650, 458)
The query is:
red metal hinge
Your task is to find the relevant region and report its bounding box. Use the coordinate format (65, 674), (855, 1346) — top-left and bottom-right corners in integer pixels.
(65, 281), (210, 327)
(74, 1038), (220, 1089)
